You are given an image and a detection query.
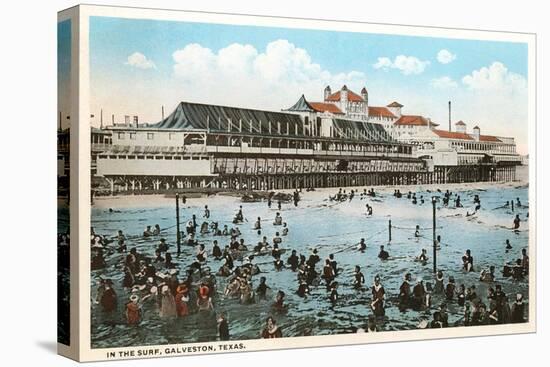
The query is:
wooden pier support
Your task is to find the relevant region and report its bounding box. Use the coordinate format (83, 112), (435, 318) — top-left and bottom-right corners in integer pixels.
(98, 164), (517, 195)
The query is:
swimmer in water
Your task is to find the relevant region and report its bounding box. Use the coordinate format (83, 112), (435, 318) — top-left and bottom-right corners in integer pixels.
(353, 265), (365, 289)
(282, 222), (288, 236)
(273, 212), (283, 226)
(378, 245), (390, 260)
(505, 239), (513, 252)
(416, 248), (428, 263)
(513, 214), (521, 229)
(358, 238), (367, 252)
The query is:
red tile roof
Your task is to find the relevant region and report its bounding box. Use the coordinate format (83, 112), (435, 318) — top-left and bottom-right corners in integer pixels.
(309, 102), (344, 114)
(433, 129), (502, 142)
(369, 106), (396, 118)
(479, 135), (502, 142)
(433, 129), (474, 140)
(326, 89), (365, 102)
(394, 115), (430, 126)
(387, 101), (404, 108)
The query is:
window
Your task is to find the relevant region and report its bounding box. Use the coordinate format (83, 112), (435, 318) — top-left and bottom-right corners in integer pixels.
(117, 132), (125, 140)
(130, 133), (136, 140)
(147, 133), (154, 140)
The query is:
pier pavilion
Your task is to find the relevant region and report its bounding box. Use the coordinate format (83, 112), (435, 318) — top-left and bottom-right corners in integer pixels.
(95, 101), (428, 193)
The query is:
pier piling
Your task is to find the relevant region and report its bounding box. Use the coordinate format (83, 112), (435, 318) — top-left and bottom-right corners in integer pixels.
(176, 193), (181, 256)
(432, 197), (437, 274)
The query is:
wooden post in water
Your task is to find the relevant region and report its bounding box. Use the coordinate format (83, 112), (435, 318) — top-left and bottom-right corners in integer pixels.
(176, 193), (181, 256)
(432, 196), (437, 274)
(388, 219), (392, 242)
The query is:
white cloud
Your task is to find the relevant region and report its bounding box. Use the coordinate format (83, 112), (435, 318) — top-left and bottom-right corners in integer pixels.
(373, 57), (393, 70)
(461, 62), (527, 92)
(373, 55), (430, 75)
(125, 52), (156, 69)
(445, 62), (528, 153)
(171, 39), (366, 109)
(431, 76), (458, 89)
(437, 49), (456, 64)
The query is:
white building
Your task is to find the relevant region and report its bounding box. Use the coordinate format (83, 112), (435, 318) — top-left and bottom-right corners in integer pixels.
(392, 113), (439, 139)
(290, 86), (449, 141)
(322, 85), (369, 121)
(288, 85), (402, 130)
(399, 120), (520, 166)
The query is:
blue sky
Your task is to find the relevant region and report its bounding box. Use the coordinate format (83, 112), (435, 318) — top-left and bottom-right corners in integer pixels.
(89, 16), (529, 153)
(58, 19), (71, 129)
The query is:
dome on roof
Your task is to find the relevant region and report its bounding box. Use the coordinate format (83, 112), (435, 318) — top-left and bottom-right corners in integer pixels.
(387, 101), (404, 108)
(361, 87), (368, 94)
(324, 85), (331, 91)
(341, 85), (348, 91)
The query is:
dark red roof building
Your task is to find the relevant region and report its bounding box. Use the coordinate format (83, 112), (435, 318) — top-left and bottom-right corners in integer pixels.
(325, 88), (365, 102)
(309, 102), (344, 114)
(368, 106), (395, 118)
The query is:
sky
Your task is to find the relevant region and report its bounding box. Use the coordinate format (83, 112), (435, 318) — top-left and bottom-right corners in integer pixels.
(89, 16), (529, 154)
(58, 19), (71, 130)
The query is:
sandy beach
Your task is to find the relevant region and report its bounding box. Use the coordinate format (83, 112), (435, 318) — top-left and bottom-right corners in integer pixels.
(93, 177), (528, 210)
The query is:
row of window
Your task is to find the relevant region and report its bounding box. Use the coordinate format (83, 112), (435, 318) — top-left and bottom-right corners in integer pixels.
(98, 155), (208, 161)
(213, 165), (423, 174)
(451, 141), (515, 153)
(347, 102), (367, 113)
(117, 132), (178, 141)
(212, 158), (423, 174)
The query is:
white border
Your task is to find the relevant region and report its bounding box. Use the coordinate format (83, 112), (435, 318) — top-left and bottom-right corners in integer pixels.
(68, 4), (536, 362)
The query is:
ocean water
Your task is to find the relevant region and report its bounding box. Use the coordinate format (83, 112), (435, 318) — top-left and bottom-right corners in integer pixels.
(90, 183), (530, 348)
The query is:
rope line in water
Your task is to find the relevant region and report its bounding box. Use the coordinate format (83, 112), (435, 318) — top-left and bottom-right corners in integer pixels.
(103, 223), (181, 242)
(318, 226), (387, 240)
(101, 219), (441, 247)
(391, 225), (443, 230)
(332, 228), (388, 254)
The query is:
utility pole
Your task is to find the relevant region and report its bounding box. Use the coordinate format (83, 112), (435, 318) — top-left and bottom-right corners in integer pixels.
(448, 101), (451, 132)
(432, 196), (437, 273)
(176, 193), (181, 256)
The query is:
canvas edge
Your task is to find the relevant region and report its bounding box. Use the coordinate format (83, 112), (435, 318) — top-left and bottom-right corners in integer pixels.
(67, 3), (538, 362)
